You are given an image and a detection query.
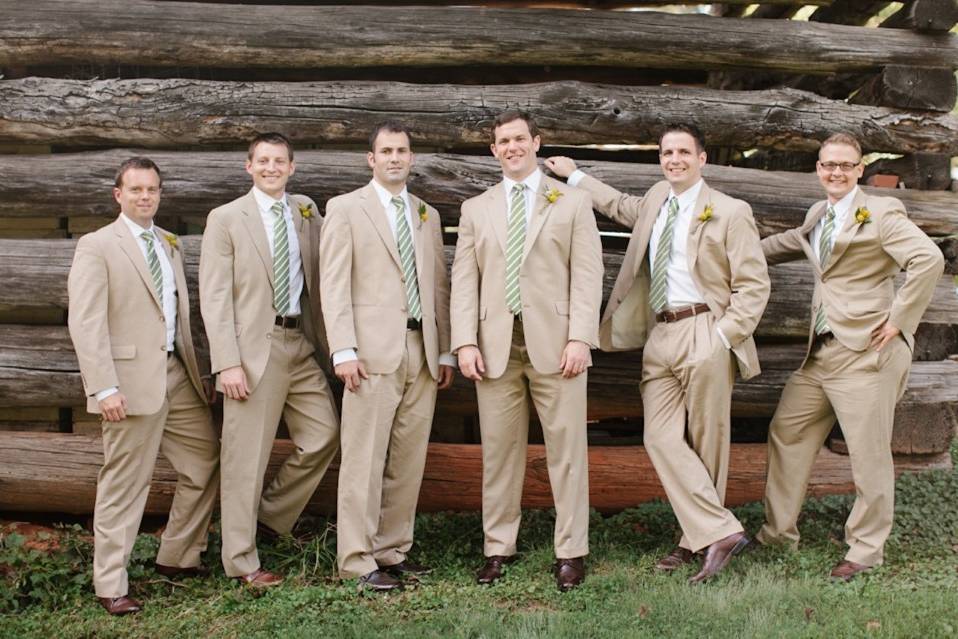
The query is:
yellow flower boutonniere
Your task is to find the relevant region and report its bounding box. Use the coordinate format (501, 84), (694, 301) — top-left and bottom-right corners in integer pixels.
(298, 202), (314, 220)
(854, 206), (871, 224)
(698, 204), (714, 223)
(165, 233), (178, 251)
(418, 202), (428, 223)
(544, 186), (563, 204)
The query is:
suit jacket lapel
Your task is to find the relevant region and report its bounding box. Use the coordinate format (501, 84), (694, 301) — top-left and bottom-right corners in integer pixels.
(486, 182), (508, 256)
(409, 193), (430, 290)
(522, 176), (556, 261)
(823, 189), (867, 273)
(294, 202), (314, 295)
(686, 181), (710, 273)
(239, 189), (275, 287)
(114, 218), (162, 310)
(359, 183), (403, 271)
(632, 187), (668, 276)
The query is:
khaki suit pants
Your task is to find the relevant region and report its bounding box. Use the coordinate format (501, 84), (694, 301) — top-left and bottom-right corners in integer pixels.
(641, 313), (743, 553)
(476, 322), (590, 559)
(93, 355), (219, 597)
(337, 330), (437, 578)
(220, 325), (340, 577)
(758, 335), (911, 566)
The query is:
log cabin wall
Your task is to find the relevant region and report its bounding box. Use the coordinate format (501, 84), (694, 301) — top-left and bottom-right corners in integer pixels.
(0, 0), (956, 513)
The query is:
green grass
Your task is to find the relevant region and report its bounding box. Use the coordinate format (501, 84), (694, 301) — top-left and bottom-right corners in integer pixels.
(2, 442), (957, 638)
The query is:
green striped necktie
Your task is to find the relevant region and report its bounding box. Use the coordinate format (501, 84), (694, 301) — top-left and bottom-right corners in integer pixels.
(649, 196), (680, 313)
(814, 205), (837, 335)
(141, 231), (163, 301)
(271, 201), (290, 316)
(391, 196), (422, 321)
(505, 184), (526, 315)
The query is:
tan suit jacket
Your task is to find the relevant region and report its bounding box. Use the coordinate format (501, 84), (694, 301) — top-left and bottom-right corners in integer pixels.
(762, 189), (944, 360)
(69, 217), (205, 414)
(579, 176), (769, 380)
(199, 189), (328, 391)
(319, 183), (450, 378)
(450, 175), (604, 378)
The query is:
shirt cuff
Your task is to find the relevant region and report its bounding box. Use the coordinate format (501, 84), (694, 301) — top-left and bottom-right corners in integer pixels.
(332, 348), (358, 366)
(95, 387), (119, 402)
(439, 353), (457, 368)
(715, 326), (731, 350)
(568, 169), (586, 187)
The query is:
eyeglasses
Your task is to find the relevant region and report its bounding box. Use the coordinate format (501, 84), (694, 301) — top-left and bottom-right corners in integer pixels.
(819, 161), (861, 172)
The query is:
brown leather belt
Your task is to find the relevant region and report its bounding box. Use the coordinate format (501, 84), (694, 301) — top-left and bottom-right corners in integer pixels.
(275, 315), (300, 329)
(656, 303), (710, 323)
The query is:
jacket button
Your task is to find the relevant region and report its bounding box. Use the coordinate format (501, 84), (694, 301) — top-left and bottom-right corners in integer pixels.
(160, 345), (166, 351)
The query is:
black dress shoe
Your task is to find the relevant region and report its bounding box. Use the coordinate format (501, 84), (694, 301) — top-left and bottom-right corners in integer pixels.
(155, 563), (211, 579)
(689, 532), (750, 584)
(358, 569), (403, 592)
(553, 557), (585, 591)
(476, 555), (518, 585)
(98, 595), (142, 615)
(379, 560), (433, 577)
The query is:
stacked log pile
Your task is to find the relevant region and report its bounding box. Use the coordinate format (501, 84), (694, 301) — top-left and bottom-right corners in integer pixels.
(0, 0), (955, 513)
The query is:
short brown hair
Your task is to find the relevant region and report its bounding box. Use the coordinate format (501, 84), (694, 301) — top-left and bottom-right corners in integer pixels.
(368, 120), (412, 152)
(248, 132), (294, 161)
(114, 157), (162, 189)
(819, 133), (862, 161)
(490, 111), (540, 143)
(659, 123), (706, 153)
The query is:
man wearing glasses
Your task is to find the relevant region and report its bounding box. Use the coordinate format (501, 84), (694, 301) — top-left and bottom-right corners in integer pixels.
(756, 133), (944, 581)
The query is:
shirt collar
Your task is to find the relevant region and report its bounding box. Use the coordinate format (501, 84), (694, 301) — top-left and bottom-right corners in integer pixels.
(668, 179), (704, 211)
(120, 212), (155, 239)
(503, 168), (542, 197)
(252, 186), (287, 214)
(828, 186), (859, 219)
(370, 178), (409, 210)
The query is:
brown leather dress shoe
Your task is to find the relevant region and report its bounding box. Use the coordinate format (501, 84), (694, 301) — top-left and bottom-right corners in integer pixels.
(476, 555), (518, 585)
(155, 563), (211, 579)
(689, 532), (750, 584)
(655, 547), (695, 572)
(98, 595), (142, 616)
(830, 560), (871, 582)
(235, 568), (284, 588)
(358, 569), (403, 592)
(553, 557), (585, 591)
(379, 560), (433, 577)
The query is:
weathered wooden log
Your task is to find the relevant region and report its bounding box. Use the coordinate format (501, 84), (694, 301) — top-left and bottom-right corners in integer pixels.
(863, 153), (954, 191)
(0, 433), (949, 515)
(849, 66), (957, 112)
(3, 322), (956, 454)
(1, 150), (956, 240)
(2, 1), (956, 73)
(160, 0), (833, 6)
(808, 0), (891, 26)
(3, 78), (958, 154)
(883, 0), (958, 32)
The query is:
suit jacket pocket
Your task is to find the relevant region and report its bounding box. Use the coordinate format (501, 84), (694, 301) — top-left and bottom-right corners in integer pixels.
(554, 301), (570, 316)
(110, 345), (136, 360)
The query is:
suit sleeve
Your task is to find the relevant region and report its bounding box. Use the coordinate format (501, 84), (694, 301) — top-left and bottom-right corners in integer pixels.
(568, 191), (604, 347)
(431, 210), (452, 355)
(879, 204), (945, 339)
(67, 236), (118, 396)
(199, 211), (242, 374)
(716, 202), (771, 347)
(760, 227), (805, 265)
(318, 198), (359, 355)
(577, 174), (651, 229)
(449, 205), (480, 353)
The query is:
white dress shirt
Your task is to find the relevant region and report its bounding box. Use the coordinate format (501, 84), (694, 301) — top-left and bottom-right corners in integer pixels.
(332, 179), (455, 368)
(568, 171), (729, 348)
(810, 186), (857, 263)
(252, 186), (303, 317)
(96, 213), (178, 401)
